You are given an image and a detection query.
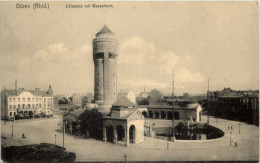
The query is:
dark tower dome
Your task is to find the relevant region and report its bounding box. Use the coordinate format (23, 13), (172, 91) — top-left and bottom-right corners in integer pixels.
(96, 25), (114, 37)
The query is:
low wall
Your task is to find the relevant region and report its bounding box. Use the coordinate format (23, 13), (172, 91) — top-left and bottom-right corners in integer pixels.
(144, 119), (187, 128)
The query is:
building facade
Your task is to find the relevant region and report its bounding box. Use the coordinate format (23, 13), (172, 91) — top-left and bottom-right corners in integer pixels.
(138, 103), (202, 123)
(93, 25), (118, 111)
(1, 85), (54, 118)
(117, 89), (136, 104)
(103, 105), (144, 146)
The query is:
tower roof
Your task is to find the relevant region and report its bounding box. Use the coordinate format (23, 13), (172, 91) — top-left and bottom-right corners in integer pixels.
(96, 25), (114, 37)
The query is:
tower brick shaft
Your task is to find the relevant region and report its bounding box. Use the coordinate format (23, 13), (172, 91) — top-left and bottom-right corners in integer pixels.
(93, 25), (118, 110)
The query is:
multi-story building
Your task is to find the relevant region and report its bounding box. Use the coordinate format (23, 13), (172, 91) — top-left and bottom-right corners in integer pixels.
(1, 85), (54, 118)
(207, 88), (259, 125)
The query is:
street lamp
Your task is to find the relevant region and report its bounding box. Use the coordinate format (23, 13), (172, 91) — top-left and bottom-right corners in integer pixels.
(11, 124), (13, 137)
(239, 123), (241, 134)
(230, 132), (232, 146)
(55, 134), (56, 145)
(63, 120), (67, 148)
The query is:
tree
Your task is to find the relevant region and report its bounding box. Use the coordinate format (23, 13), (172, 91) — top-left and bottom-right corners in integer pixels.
(183, 93), (190, 100)
(78, 109), (103, 140)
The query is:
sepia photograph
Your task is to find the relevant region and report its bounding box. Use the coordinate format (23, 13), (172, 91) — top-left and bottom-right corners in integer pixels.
(0, 1), (259, 162)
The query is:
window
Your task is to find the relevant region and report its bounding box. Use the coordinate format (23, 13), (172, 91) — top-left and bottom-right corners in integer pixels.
(13, 98), (16, 102)
(36, 104), (38, 107)
(18, 104), (20, 108)
(39, 98), (41, 101)
(32, 97), (34, 101)
(18, 98), (20, 102)
(22, 104), (25, 108)
(28, 98), (30, 102)
(23, 98), (25, 102)
(9, 98), (12, 102)
(10, 112), (12, 116)
(39, 104), (41, 108)
(14, 112), (16, 116)
(14, 105), (16, 109)
(36, 97), (38, 101)
(32, 104), (34, 108)
(10, 105), (12, 109)
(28, 104), (30, 108)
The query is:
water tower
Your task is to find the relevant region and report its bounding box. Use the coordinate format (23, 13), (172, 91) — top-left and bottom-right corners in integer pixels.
(93, 25), (118, 112)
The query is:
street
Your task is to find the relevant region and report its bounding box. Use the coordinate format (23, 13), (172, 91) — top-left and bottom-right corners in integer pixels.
(1, 115), (259, 161)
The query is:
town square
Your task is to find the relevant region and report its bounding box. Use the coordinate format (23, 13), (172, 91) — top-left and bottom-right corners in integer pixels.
(1, 1), (259, 162)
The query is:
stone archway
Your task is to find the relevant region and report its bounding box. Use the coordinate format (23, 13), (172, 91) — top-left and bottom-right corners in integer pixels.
(142, 111), (148, 118)
(167, 111), (173, 120)
(161, 111), (166, 119)
(148, 111), (153, 118)
(106, 124), (114, 143)
(129, 125), (135, 143)
(174, 112), (180, 120)
(117, 125), (125, 141)
(155, 111), (160, 119)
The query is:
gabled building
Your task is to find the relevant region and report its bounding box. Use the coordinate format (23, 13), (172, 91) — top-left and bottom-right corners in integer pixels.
(102, 98), (144, 146)
(117, 89), (136, 104)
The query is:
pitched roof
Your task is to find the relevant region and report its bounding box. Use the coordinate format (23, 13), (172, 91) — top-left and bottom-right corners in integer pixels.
(112, 98), (137, 108)
(138, 103), (200, 110)
(3, 89), (52, 97)
(118, 89), (131, 94)
(96, 25), (114, 36)
(104, 108), (144, 120)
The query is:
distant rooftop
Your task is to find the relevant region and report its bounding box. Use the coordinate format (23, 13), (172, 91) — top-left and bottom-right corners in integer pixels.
(112, 98), (137, 108)
(137, 103), (200, 110)
(118, 89), (131, 94)
(3, 89), (52, 97)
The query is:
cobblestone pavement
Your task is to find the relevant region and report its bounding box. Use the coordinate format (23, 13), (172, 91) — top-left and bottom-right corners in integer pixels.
(1, 115), (258, 161)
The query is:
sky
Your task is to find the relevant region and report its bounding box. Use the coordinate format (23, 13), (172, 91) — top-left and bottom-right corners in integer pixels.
(0, 1), (258, 95)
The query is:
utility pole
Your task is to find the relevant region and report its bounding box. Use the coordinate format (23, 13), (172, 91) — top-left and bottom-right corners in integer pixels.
(207, 78), (210, 125)
(172, 70), (175, 141)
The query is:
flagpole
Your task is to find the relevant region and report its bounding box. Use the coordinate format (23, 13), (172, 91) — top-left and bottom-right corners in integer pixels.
(172, 69), (175, 141)
(207, 78), (210, 125)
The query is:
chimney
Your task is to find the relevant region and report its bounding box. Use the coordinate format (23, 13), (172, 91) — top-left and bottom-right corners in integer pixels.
(15, 80), (17, 90)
